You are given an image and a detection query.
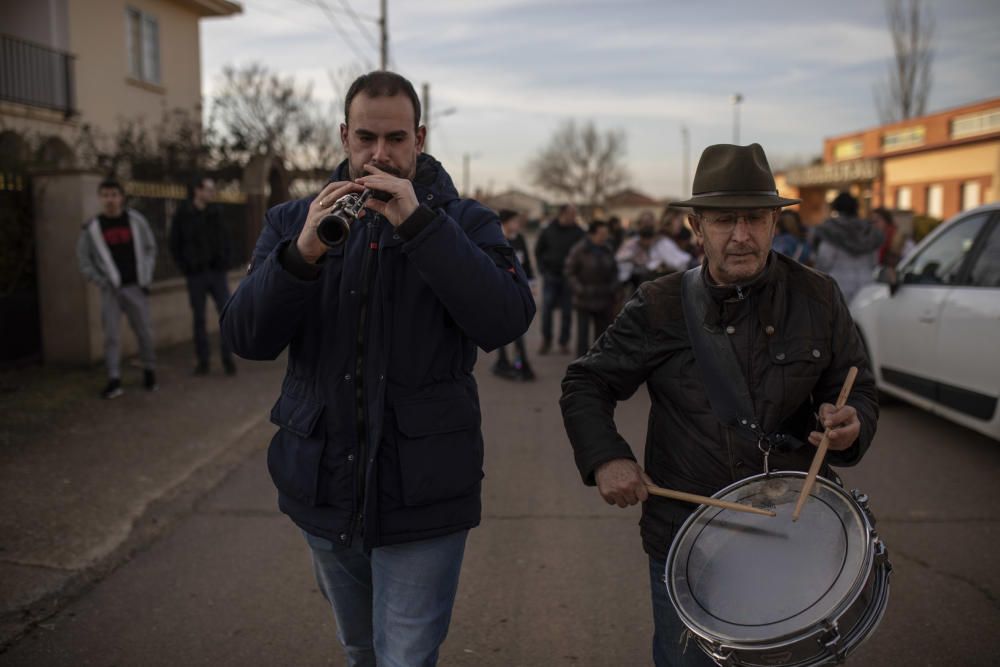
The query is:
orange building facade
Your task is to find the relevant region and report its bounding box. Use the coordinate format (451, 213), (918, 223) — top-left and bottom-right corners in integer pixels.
(782, 97), (1000, 227)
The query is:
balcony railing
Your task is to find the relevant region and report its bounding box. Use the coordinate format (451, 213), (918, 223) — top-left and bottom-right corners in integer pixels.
(0, 33), (76, 116)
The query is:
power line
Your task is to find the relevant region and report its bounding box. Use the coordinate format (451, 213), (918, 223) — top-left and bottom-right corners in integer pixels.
(287, 0), (374, 70)
(334, 0), (379, 48)
(309, 0), (374, 68)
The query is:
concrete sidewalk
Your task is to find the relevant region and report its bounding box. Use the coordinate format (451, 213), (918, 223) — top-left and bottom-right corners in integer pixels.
(0, 340), (285, 648)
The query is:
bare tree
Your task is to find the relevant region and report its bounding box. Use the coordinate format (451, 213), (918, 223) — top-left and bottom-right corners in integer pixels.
(875, 0), (934, 123)
(527, 120), (629, 205)
(206, 63), (343, 173)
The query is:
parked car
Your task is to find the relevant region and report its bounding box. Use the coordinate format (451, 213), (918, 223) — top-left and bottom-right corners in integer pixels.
(850, 202), (1000, 441)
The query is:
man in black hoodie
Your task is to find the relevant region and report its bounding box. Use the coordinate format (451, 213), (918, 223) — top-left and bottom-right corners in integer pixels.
(169, 176), (236, 375)
(534, 204), (585, 354)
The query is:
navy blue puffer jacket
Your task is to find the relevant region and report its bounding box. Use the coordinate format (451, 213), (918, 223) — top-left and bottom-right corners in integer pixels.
(221, 154), (535, 549)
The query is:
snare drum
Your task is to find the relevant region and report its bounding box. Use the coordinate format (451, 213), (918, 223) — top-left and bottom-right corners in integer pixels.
(666, 472), (891, 667)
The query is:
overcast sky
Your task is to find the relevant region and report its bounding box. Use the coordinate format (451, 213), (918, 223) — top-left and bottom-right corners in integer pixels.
(200, 0), (1000, 200)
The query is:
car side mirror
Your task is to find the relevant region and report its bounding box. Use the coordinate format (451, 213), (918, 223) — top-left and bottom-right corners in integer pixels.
(877, 266), (900, 296)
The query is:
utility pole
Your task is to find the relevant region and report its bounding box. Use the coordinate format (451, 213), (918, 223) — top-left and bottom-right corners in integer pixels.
(681, 125), (690, 198)
(463, 153), (471, 197)
(731, 93), (743, 144)
(422, 82), (430, 152)
(379, 0), (388, 70)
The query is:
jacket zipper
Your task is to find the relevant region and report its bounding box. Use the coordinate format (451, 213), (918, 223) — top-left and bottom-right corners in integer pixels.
(350, 219), (379, 543)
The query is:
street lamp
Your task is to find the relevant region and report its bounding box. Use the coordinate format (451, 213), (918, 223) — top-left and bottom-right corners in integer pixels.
(731, 93), (744, 144)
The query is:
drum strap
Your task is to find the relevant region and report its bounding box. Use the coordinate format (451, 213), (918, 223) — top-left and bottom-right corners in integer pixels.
(681, 267), (807, 456)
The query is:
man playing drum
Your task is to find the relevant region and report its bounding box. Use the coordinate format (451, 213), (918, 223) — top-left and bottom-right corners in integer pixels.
(559, 143), (879, 666)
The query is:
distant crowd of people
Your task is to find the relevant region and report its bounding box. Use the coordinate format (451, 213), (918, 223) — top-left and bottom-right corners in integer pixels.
(772, 191), (915, 304)
(494, 190), (915, 380)
(491, 203), (703, 381)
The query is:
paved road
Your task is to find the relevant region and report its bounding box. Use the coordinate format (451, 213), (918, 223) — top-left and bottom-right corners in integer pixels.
(2, 326), (998, 666)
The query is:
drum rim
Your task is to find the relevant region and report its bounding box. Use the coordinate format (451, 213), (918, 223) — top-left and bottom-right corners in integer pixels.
(666, 471), (879, 651)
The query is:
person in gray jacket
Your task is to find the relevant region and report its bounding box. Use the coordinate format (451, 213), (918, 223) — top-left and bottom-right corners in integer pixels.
(812, 192), (883, 305)
(76, 178), (158, 398)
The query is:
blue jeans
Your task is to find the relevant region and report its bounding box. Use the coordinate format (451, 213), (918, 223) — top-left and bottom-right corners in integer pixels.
(306, 529), (469, 667)
(541, 275), (573, 345)
(649, 557), (717, 667)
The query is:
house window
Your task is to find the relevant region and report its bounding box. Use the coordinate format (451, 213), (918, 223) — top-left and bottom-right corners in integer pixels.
(833, 139), (864, 161)
(951, 109), (1000, 140)
(926, 184), (944, 218)
(896, 186), (912, 210)
(962, 181), (982, 211)
(126, 7), (160, 85)
(882, 126), (925, 151)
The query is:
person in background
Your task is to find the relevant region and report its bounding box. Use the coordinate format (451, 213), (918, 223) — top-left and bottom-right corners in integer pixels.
(646, 225), (694, 276)
(615, 214), (659, 296)
(169, 175), (236, 376)
(813, 192), (883, 305)
(76, 178), (158, 399)
(870, 207), (914, 269)
(564, 220), (619, 358)
(607, 216), (625, 252)
(772, 209), (812, 265)
(534, 204), (585, 355)
(493, 209), (536, 381)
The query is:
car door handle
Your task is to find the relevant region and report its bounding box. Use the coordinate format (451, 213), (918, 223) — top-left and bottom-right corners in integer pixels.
(918, 314), (937, 324)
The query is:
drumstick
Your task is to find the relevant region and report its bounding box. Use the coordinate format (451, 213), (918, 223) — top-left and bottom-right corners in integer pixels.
(792, 366), (859, 522)
(645, 484), (776, 517)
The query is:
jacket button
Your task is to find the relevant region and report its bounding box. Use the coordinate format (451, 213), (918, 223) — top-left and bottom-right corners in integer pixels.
(765, 325), (775, 335)
(776, 352), (786, 361)
(347, 454), (355, 462)
(812, 349), (821, 358)
(344, 374), (352, 381)
(426, 194), (433, 201)
(725, 325), (736, 334)
(379, 374), (385, 381)
(339, 533), (347, 542)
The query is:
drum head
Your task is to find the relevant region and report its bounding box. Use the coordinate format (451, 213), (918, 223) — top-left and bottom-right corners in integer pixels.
(667, 472), (873, 647)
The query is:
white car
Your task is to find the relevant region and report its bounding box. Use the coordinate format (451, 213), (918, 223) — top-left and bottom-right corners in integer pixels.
(850, 202), (1000, 441)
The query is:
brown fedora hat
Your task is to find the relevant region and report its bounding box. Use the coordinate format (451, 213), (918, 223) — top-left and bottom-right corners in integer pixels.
(670, 143), (800, 209)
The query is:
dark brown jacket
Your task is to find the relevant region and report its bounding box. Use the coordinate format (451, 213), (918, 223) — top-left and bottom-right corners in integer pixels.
(564, 238), (619, 313)
(560, 252), (878, 559)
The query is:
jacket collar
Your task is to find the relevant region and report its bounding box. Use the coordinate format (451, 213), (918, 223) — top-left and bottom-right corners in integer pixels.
(701, 251), (777, 304)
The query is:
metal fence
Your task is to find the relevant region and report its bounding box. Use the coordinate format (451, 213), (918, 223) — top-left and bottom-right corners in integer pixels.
(0, 33), (76, 116)
(125, 181), (251, 283)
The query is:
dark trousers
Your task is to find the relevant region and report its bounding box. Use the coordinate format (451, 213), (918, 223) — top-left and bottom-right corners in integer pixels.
(541, 275), (573, 346)
(575, 308), (613, 358)
(649, 557), (717, 666)
(185, 270), (233, 365)
(496, 336), (529, 366)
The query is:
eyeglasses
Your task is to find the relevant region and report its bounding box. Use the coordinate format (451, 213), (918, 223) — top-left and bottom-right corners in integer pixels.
(698, 210), (774, 232)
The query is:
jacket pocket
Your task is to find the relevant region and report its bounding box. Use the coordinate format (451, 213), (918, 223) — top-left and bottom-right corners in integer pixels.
(392, 390), (483, 507)
(771, 338), (829, 402)
(267, 392), (326, 505)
